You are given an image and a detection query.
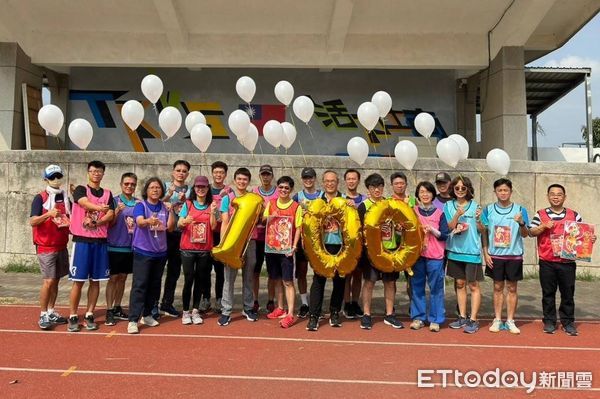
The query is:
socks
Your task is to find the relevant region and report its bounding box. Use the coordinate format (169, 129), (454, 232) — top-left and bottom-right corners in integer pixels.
(40, 311), (47, 316)
(85, 311), (93, 318)
(47, 308), (54, 315)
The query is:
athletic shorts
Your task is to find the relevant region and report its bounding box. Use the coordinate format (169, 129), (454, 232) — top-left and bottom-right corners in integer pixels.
(446, 259), (483, 282)
(37, 249), (69, 279)
(362, 263), (399, 282)
(266, 253), (294, 282)
(70, 241), (110, 281)
(485, 257), (523, 282)
(108, 251), (134, 275)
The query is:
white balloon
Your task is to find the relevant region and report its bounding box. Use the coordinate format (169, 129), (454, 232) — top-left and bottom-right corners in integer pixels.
(263, 120), (283, 148)
(236, 76), (256, 103)
(141, 74), (163, 104)
(158, 106), (182, 139)
(281, 122), (297, 150)
(448, 134), (469, 161)
(121, 100), (144, 131)
(394, 140), (418, 170)
(274, 81), (294, 106)
(486, 148), (511, 176)
(371, 91), (392, 118)
(414, 112), (436, 138)
(357, 102), (379, 131)
(68, 118), (93, 150)
(228, 110), (251, 138)
(240, 123), (259, 152)
(436, 138), (461, 168)
(190, 123), (212, 153)
(185, 111), (207, 134)
(38, 104), (64, 136)
(347, 137), (369, 165)
(292, 96), (314, 124)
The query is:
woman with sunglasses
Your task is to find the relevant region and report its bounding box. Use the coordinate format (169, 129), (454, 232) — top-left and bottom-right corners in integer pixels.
(444, 176), (487, 334)
(177, 176), (218, 326)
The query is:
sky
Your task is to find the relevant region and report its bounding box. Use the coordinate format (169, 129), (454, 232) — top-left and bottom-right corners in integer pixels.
(526, 13), (600, 147)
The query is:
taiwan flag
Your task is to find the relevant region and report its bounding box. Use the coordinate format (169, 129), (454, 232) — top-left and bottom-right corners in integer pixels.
(240, 104), (286, 134)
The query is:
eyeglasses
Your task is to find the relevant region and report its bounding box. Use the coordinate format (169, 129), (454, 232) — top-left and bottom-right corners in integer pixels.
(278, 185), (291, 190)
(122, 182), (136, 187)
(195, 185), (208, 189)
(88, 170), (104, 175)
(368, 185), (384, 190)
(454, 186), (467, 192)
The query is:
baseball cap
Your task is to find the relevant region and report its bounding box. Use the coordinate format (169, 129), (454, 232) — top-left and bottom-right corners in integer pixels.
(193, 175), (209, 186)
(435, 172), (451, 183)
(301, 167), (317, 179)
(259, 164), (273, 175)
(43, 164), (63, 180)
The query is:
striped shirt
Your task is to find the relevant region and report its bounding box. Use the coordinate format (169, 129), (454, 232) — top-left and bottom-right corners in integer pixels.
(529, 208), (582, 228)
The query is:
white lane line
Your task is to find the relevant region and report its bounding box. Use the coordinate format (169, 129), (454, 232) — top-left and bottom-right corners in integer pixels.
(1, 328), (599, 352)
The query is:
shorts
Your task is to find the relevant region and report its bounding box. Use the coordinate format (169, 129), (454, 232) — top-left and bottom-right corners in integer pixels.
(446, 259), (483, 282)
(363, 263), (399, 282)
(254, 240), (265, 273)
(266, 253), (294, 282)
(108, 251), (134, 275)
(70, 241), (110, 281)
(295, 240), (307, 262)
(485, 257), (523, 282)
(37, 249), (69, 279)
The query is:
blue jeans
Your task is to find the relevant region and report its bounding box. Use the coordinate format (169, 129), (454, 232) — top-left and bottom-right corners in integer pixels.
(410, 257), (446, 324)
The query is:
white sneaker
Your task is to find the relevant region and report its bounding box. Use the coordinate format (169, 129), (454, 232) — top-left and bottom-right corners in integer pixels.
(506, 319), (521, 334)
(127, 322), (139, 334)
(489, 318), (502, 333)
(182, 310), (192, 325)
(192, 309), (204, 325)
(141, 316), (159, 327)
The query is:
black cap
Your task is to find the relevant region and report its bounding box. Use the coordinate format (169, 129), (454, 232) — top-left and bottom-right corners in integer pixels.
(435, 172), (451, 183)
(259, 164), (273, 175)
(301, 167), (317, 178)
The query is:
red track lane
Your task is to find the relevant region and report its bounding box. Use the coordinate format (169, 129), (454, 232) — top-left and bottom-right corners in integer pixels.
(1, 306), (599, 398)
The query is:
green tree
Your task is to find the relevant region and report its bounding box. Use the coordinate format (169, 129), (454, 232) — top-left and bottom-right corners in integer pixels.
(581, 117), (600, 147)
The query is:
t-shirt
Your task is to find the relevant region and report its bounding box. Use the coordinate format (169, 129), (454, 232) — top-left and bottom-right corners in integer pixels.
(179, 200), (209, 218)
(444, 200), (487, 264)
(163, 182), (191, 231)
(133, 201), (163, 219)
(320, 191), (343, 245)
(345, 193), (367, 206)
(529, 208), (582, 228)
(73, 186), (115, 210)
(263, 199), (303, 228)
(219, 191), (244, 214)
(482, 202), (529, 257)
(30, 193), (65, 217)
(292, 190), (322, 203)
(390, 194), (417, 208)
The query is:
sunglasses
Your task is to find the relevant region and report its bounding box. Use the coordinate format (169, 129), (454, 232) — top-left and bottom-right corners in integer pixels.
(454, 186), (468, 192)
(47, 175), (63, 181)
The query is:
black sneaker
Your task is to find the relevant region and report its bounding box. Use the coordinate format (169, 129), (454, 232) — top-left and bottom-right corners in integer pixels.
(343, 302), (355, 319)
(113, 306), (129, 321)
(360, 314), (372, 330)
(38, 314), (52, 330)
(48, 311), (67, 324)
(242, 309), (258, 322)
(67, 316), (80, 332)
(160, 304), (180, 318)
(383, 314), (404, 329)
(329, 311), (342, 327)
(84, 314), (98, 330)
(298, 304), (309, 318)
(306, 314), (319, 331)
(105, 309), (116, 326)
(352, 301), (364, 317)
(562, 323), (578, 336)
(543, 321), (556, 334)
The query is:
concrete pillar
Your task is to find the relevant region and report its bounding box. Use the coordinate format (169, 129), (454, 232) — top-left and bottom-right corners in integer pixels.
(479, 46), (528, 160)
(456, 74), (479, 158)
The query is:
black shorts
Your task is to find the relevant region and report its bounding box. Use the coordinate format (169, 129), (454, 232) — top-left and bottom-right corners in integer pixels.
(446, 259), (483, 282)
(108, 251), (133, 275)
(254, 240), (266, 273)
(362, 262), (399, 283)
(266, 253), (295, 282)
(295, 240), (307, 262)
(485, 257), (523, 282)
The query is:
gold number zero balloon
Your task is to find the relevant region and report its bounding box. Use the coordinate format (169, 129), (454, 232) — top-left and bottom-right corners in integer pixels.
(301, 197), (362, 278)
(363, 199), (423, 273)
(211, 192), (264, 269)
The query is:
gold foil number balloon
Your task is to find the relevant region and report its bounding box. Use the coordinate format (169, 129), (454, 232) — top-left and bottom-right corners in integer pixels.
(363, 199), (423, 273)
(211, 192), (264, 269)
(302, 197), (362, 278)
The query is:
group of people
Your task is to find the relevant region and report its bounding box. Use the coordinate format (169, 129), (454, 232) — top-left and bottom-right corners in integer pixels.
(30, 159), (595, 336)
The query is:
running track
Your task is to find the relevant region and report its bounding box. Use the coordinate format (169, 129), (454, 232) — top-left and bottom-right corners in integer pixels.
(1, 305), (599, 398)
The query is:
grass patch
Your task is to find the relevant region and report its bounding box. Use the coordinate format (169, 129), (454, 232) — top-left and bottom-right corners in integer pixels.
(4, 262), (40, 274)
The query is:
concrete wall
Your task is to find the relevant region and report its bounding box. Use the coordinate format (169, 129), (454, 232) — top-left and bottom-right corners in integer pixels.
(2, 150), (600, 274)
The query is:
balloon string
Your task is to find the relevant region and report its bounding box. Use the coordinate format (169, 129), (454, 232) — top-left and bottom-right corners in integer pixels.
(306, 122), (320, 156)
(153, 103), (158, 116)
(427, 137), (442, 174)
(367, 128), (381, 170)
(288, 107), (308, 165)
(381, 117), (394, 170)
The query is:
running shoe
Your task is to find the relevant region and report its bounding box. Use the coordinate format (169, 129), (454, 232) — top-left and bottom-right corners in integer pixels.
(543, 321), (556, 334)
(160, 304), (180, 318)
(113, 306), (129, 321)
(298, 304), (309, 319)
(104, 309), (116, 326)
(384, 314), (404, 329)
(267, 307), (287, 319)
(182, 310), (192, 325)
(505, 319), (520, 334)
(84, 314), (99, 330)
(191, 309), (204, 325)
(67, 316), (80, 332)
(463, 319), (480, 334)
(48, 311), (67, 324)
(329, 311), (342, 327)
(410, 319), (425, 330)
(241, 309), (258, 322)
(127, 322), (139, 334)
(217, 314), (231, 326)
(360, 314), (372, 330)
(343, 302), (356, 319)
(141, 316), (159, 327)
(488, 318), (503, 333)
(306, 314), (319, 331)
(429, 322), (440, 332)
(280, 314), (295, 329)
(562, 323), (578, 336)
(38, 314), (52, 330)
(449, 316), (468, 329)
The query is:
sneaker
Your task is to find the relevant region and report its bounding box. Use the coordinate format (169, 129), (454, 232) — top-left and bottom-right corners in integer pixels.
(151, 305), (160, 321)
(252, 300), (260, 313)
(105, 309), (116, 326)
(298, 304), (309, 318)
(199, 298), (211, 314)
(38, 314), (52, 330)
(160, 304), (179, 318)
(127, 321), (139, 334)
(449, 316), (468, 329)
(343, 302), (356, 319)
(384, 314), (404, 329)
(280, 314), (295, 329)
(242, 309), (258, 322)
(218, 314), (231, 326)
(267, 307), (287, 319)
(410, 319), (425, 330)
(182, 310), (192, 325)
(562, 323), (578, 336)
(463, 319), (480, 334)
(360, 314), (373, 330)
(329, 311), (342, 327)
(48, 311), (67, 324)
(352, 301), (364, 317)
(191, 309), (204, 325)
(489, 319), (503, 333)
(67, 316), (80, 332)
(214, 298), (223, 314)
(113, 306), (128, 321)
(84, 314), (99, 331)
(306, 314), (319, 331)
(505, 319), (521, 334)
(429, 322), (440, 332)
(543, 321), (556, 334)
(141, 316), (159, 327)
(266, 300), (275, 313)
